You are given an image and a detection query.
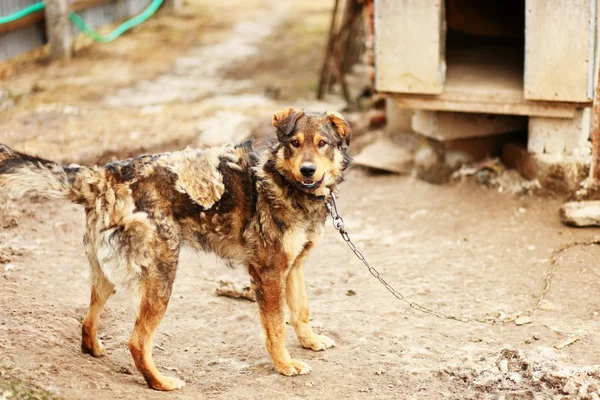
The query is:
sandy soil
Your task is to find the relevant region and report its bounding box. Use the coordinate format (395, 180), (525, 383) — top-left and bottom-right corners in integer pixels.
(2, 1), (600, 399)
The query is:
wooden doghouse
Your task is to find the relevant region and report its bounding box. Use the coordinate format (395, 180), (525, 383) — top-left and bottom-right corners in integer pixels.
(375, 0), (597, 185)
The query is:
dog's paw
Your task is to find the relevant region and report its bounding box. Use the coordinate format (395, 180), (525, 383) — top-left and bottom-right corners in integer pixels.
(301, 334), (336, 351)
(275, 359), (312, 376)
(81, 339), (105, 357)
(149, 376), (185, 391)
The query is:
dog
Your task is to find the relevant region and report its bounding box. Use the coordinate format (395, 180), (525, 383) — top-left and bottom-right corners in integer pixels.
(0, 108), (351, 391)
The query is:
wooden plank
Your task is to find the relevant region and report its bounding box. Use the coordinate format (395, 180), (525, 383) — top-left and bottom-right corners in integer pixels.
(70, 0), (114, 13)
(0, 10), (43, 35)
(525, 0), (594, 102)
(387, 45), (590, 118)
(591, 45), (600, 180)
(374, 0), (444, 94)
(0, 25), (45, 62)
(0, 0), (114, 35)
(390, 94), (583, 118)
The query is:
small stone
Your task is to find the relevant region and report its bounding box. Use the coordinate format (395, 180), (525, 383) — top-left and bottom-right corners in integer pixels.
(533, 334), (540, 340)
(554, 337), (579, 350)
(117, 366), (133, 375)
(579, 383), (589, 397)
(560, 201), (600, 227)
(507, 372), (522, 383)
(563, 378), (577, 395)
(305, 381), (314, 387)
(498, 359), (509, 373)
(538, 300), (557, 311)
(346, 290), (356, 296)
(375, 367), (386, 375)
(514, 316), (532, 326)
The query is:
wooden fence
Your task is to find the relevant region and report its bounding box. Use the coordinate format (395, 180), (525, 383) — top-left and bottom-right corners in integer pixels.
(0, 0), (156, 61)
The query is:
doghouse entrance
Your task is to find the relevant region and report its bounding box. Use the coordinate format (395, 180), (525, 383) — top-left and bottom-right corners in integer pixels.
(443, 0), (525, 104)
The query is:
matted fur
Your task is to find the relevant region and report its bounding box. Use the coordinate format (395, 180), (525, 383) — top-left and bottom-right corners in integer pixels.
(0, 109), (352, 391)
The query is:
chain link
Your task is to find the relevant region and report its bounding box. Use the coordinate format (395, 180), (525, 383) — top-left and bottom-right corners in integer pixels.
(324, 193), (589, 325)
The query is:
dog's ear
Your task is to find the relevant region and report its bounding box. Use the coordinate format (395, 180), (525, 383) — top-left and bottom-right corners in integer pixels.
(273, 108), (304, 139)
(328, 112), (351, 146)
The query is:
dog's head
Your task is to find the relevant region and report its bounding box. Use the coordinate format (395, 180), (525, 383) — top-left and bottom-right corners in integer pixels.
(271, 108), (351, 194)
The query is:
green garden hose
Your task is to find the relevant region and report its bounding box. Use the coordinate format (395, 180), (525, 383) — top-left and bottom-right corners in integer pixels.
(0, 2), (45, 25)
(69, 0), (164, 43)
(0, 0), (164, 43)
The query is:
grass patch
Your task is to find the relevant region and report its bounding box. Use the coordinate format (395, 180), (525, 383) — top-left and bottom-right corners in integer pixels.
(0, 377), (59, 400)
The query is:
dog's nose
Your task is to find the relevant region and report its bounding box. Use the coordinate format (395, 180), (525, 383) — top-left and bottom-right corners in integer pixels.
(300, 163), (316, 177)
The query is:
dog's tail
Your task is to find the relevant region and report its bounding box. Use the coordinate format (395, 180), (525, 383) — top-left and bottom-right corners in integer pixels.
(0, 144), (98, 206)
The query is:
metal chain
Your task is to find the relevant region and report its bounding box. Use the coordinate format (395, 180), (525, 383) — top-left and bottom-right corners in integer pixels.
(324, 193), (592, 325)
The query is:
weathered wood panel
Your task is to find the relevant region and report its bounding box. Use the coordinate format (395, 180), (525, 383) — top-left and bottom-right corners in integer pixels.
(374, 0), (445, 94)
(1, 0), (153, 61)
(69, 0), (122, 32)
(0, 0), (45, 61)
(130, 0), (152, 14)
(525, 0), (595, 102)
(388, 45), (589, 118)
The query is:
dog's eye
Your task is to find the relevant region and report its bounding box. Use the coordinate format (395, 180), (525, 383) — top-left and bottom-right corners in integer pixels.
(318, 140), (327, 148)
(290, 140), (300, 148)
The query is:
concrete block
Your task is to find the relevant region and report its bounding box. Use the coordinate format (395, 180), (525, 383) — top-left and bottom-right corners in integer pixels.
(560, 201), (600, 227)
(503, 142), (590, 194)
(412, 110), (527, 141)
(528, 108), (591, 156)
(385, 99), (413, 134)
(415, 132), (520, 184)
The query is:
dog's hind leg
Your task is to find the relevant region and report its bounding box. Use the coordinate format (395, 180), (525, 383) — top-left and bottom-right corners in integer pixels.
(128, 264), (184, 391)
(285, 250), (335, 351)
(81, 253), (114, 357)
(81, 278), (114, 357)
(250, 265), (312, 376)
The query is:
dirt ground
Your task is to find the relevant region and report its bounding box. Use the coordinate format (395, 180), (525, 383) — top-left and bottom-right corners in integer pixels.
(2, 1), (600, 399)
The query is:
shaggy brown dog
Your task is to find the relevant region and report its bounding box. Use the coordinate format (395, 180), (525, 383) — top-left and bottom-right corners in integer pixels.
(0, 108), (351, 391)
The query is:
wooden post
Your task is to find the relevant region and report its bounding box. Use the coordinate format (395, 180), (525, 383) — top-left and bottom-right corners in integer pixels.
(164, 0), (183, 10)
(591, 65), (600, 181)
(317, 0), (340, 100)
(44, 0), (72, 61)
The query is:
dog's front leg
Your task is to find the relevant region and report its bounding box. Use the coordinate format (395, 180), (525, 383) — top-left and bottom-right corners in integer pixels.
(286, 251), (336, 351)
(250, 266), (312, 376)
